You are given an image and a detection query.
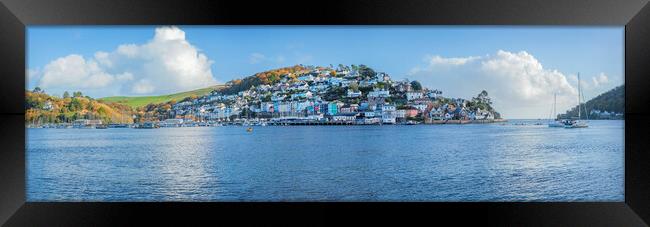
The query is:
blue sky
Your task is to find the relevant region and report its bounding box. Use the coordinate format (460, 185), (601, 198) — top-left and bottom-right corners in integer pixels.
(27, 26), (623, 118)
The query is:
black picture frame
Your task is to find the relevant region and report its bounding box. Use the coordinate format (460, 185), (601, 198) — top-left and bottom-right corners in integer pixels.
(1, 0), (650, 225)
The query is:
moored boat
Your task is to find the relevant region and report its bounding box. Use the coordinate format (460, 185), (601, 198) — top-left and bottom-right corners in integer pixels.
(565, 73), (588, 129)
(548, 93), (566, 127)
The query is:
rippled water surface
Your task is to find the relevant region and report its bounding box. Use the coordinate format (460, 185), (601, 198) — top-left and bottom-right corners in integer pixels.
(27, 120), (624, 201)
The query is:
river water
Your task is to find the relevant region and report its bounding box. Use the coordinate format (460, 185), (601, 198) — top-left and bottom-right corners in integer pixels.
(26, 120), (624, 201)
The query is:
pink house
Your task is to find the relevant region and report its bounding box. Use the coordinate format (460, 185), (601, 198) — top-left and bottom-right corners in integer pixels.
(405, 109), (419, 118)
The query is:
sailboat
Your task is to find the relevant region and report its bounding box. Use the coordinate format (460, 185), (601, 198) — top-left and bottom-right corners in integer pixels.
(565, 73), (588, 128)
(548, 92), (565, 127)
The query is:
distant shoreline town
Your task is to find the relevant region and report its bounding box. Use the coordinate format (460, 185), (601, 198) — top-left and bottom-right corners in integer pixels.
(26, 64), (620, 129)
(27, 65), (507, 129)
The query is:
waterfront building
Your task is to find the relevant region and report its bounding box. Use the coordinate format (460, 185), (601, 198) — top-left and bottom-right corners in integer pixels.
(332, 113), (358, 122)
(161, 118), (184, 127)
(324, 102), (338, 116)
(363, 117), (381, 124)
(278, 102), (292, 113)
(381, 104), (397, 124)
(73, 119), (103, 128)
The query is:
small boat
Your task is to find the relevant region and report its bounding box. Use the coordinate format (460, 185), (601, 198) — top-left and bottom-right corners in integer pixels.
(96, 124), (108, 129)
(137, 122), (158, 129)
(246, 127), (253, 132)
(564, 119), (588, 128)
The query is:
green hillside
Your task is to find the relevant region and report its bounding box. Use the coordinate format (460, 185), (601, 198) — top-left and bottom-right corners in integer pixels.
(559, 85), (624, 119)
(99, 85), (225, 108)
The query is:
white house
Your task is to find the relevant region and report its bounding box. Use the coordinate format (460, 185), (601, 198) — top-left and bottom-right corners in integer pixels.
(413, 104), (428, 112)
(368, 89), (390, 98)
(291, 91), (313, 100)
(43, 101), (54, 110)
(162, 118), (184, 127)
(347, 90), (362, 98)
(381, 105), (396, 124)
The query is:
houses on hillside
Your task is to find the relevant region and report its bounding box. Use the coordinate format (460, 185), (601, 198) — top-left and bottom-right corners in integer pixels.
(157, 65), (500, 125)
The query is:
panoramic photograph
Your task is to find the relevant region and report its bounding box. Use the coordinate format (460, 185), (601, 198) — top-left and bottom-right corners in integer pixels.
(25, 26), (624, 201)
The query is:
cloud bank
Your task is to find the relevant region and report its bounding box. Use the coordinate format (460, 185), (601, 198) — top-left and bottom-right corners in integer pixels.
(32, 26), (217, 97)
(408, 50), (611, 119)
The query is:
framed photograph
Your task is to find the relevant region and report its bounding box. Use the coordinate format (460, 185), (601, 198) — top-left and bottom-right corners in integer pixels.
(1, 0), (650, 225)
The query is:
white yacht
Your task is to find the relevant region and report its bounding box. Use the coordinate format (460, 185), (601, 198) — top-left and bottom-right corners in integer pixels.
(565, 73), (588, 129)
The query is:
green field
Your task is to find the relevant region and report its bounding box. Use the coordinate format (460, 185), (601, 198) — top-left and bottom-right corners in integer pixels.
(99, 85), (224, 108)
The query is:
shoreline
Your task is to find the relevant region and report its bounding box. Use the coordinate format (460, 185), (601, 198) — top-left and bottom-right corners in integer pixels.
(27, 118), (511, 128)
(26, 119), (625, 129)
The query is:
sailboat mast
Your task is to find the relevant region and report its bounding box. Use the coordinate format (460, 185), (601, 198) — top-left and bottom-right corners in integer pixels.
(553, 93), (557, 120)
(577, 73), (581, 119)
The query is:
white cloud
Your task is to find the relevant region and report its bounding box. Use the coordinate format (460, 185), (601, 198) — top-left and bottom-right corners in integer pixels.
(408, 50), (580, 119)
(409, 55), (480, 75)
(39, 55), (115, 89)
(592, 72), (609, 87)
(33, 26), (217, 97)
(429, 55), (480, 66)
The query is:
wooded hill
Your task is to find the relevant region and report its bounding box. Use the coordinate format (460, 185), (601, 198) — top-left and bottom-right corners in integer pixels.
(559, 85), (624, 119)
(26, 90), (135, 124)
